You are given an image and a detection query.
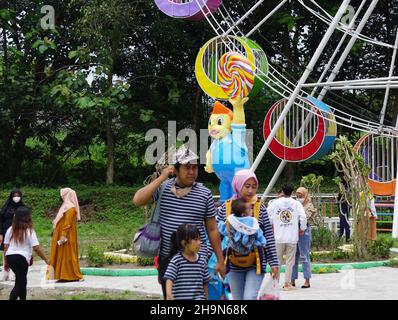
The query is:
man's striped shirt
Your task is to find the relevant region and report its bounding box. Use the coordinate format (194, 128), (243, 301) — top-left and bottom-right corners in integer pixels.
(153, 178), (216, 257)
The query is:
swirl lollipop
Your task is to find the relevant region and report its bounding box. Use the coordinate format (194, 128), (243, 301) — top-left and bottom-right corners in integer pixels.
(217, 52), (255, 99)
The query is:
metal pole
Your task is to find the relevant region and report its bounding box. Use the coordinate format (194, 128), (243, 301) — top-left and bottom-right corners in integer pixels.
(251, 0), (352, 173)
(393, 116), (398, 238)
(318, 0), (380, 100)
(309, 0), (367, 96)
(328, 85), (398, 90)
(379, 29), (398, 128)
(246, 0), (289, 37)
(262, 0), (374, 199)
(222, 0), (265, 37)
(302, 77), (398, 87)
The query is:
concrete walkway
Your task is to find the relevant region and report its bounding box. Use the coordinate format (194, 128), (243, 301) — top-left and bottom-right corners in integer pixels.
(2, 262), (398, 300)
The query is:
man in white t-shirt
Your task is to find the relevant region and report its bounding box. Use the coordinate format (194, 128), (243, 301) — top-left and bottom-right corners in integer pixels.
(268, 184), (307, 290)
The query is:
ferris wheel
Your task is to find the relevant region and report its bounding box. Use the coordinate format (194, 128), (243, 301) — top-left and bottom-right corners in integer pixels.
(154, 0), (398, 237)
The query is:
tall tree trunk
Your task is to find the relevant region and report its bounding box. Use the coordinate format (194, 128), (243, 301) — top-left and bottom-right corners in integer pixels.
(106, 110), (114, 184)
(284, 162), (296, 183)
(105, 51), (116, 185)
(2, 28), (8, 84)
(11, 121), (30, 181)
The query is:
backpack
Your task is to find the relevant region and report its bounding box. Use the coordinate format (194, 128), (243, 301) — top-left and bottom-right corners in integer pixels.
(224, 199), (262, 273)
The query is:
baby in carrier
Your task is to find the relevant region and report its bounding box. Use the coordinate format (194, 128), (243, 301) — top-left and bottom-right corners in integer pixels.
(218, 198), (266, 256)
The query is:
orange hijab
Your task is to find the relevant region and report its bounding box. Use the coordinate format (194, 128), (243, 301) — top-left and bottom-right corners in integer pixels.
(52, 188), (81, 229)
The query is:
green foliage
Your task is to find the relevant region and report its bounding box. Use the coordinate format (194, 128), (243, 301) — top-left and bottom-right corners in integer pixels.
(311, 266), (339, 274)
(87, 246), (106, 267)
(107, 236), (133, 252)
(301, 174), (324, 190)
(1, 1), (398, 187)
(137, 257), (155, 266)
(311, 227), (344, 251)
(330, 249), (350, 260)
(389, 257), (398, 268)
(368, 238), (393, 259)
(329, 135), (373, 259)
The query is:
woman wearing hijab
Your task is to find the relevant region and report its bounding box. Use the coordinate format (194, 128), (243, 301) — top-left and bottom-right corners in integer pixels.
(217, 169), (279, 300)
(46, 188), (83, 282)
(291, 187), (316, 289)
(0, 188), (25, 281)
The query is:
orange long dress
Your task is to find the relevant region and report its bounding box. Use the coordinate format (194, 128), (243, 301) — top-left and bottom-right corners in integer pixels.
(47, 208), (83, 281)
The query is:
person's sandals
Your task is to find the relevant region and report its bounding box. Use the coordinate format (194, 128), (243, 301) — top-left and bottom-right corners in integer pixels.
(301, 284), (310, 288)
(283, 285), (296, 291)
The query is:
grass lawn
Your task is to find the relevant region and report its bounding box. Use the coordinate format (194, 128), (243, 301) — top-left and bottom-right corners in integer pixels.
(0, 185), (146, 262)
(0, 184), (396, 265)
(0, 286), (158, 300)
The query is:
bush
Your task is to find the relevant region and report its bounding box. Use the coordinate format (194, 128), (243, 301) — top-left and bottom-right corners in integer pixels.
(368, 238), (393, 258)
(331, 249), (349, 260)
(137, 257), (155, 266)
(87, 246), (106, 267)
(312, 266), (339, 274)
(389, 257), (398, 268)
(311, 227), (343, 251)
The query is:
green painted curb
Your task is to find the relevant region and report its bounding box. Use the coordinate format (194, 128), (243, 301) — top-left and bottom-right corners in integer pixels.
(81, 268), (158, 276)
(81, 260), (390, 277)
(268, 260), (390, 273)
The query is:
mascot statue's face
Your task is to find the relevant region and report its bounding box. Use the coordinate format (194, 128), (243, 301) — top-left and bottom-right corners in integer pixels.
(208, 114), (232, 140)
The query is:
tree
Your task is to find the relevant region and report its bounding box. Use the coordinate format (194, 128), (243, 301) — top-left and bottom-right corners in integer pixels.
(329, 135), (372, 259)
(75, 0), (150, 184)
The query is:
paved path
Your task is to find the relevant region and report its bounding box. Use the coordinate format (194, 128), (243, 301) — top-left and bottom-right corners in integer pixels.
(1, 262), (398, 300)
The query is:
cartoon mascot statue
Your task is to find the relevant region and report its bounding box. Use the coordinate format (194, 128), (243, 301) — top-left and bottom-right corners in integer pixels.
(205, 97), (250, 202)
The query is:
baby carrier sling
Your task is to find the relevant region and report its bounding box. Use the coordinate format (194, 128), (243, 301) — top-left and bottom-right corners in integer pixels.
(224, 199), (262, 274)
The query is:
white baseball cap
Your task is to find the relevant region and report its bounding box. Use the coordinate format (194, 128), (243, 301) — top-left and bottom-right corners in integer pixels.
(172, 145), (199, 165)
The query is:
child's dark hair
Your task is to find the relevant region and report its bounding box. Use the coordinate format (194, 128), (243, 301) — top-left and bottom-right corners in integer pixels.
(168, 224), (200, 258)
(231, 198), (248, 217)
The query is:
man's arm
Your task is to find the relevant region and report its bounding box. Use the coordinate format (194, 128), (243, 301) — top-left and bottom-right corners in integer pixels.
(205, 217), (226, 278)
(132, 166), (175, 206)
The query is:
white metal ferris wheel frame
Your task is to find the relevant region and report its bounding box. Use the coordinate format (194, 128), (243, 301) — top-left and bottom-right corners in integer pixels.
(196, 0), (398, 136)
(194, 0), (398, 238)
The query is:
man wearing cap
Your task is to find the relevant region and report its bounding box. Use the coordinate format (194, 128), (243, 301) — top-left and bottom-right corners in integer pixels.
(133, 146), (226, 299)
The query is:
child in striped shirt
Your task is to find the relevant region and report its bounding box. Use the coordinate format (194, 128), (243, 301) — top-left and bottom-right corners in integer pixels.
(163, 224), (212, 300)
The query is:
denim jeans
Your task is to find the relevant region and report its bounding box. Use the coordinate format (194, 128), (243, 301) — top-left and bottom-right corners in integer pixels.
(339, 202), (350, 241)
(228, 268), (264, 300)
(339, 213), (350, 241)
(292, 228), (312, 281)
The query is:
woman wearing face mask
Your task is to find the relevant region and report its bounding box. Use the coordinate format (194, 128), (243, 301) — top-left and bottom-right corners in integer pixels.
(291, 187), (316, 289)
(0, 188), (25, 281)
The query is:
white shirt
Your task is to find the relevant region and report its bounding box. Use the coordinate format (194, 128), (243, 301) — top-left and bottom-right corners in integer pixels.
(4, 227), (39, 264)
(368, 198), (377, 218)
(268, 197), (307, 244)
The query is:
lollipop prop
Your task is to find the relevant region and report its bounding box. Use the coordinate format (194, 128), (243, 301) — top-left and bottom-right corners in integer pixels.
(217, 52), (254, 99)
